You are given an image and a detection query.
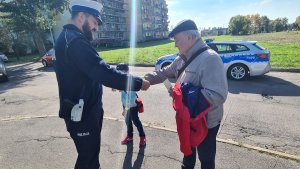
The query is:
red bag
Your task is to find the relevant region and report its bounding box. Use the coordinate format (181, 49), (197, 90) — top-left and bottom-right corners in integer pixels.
(136, 97), (144, 113)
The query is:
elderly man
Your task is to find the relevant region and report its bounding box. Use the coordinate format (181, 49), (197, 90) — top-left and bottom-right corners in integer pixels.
(145, 20), (228, 169)
(54, 0), (150, 168)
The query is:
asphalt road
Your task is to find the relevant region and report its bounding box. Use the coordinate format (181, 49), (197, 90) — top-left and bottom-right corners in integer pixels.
(1, 62), (300, 157)
(1, 117), (300, 169)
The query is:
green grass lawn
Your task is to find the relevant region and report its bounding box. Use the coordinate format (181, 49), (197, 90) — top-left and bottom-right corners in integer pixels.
(8, 54), (41, 63)
(99, 39), (178, 65)
(8, 31), (300, 68)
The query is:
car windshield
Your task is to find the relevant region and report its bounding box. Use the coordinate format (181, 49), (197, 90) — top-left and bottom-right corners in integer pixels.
(215, 44), (234, 53)
(48, 49), (54, 55)
(234, 44), (249, 52)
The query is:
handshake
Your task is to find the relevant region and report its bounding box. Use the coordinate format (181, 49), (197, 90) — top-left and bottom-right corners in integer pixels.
(140, 78), (172, 97)
(141, 79), (150, 91)
(141, 77), (172, 96)
(140, 75), (173, 94)
(111, 76), (150, 91)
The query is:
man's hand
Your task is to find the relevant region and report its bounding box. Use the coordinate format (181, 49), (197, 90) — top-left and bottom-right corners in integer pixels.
(141, 79), (150, 91)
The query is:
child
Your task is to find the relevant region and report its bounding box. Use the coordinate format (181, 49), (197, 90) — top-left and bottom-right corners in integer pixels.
(116, 63), (146, 148)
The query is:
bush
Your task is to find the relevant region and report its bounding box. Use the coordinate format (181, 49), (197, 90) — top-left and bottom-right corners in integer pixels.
(12, 42), (28, 56)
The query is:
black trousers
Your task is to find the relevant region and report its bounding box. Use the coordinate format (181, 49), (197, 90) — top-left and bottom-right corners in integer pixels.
(64, 111), (103, 169)
(125, 106), (145, 137)
(182, 125), (220, 169)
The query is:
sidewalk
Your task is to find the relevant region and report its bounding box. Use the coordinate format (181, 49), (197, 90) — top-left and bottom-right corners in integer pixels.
(0, 116), (299, 169)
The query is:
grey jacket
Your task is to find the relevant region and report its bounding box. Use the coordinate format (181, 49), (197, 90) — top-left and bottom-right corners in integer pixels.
(145, 39), (228, 128)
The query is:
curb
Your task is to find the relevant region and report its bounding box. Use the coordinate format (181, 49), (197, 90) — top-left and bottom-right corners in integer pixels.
(271, 68), (300, 73)
(102, 117), (300, 163)
(5, 61), (300, 73)
(216, 138), (300, 163)
(2, 115), (299, 162)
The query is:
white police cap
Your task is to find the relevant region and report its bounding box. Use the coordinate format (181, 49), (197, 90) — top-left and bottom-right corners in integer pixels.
(70, 0), (103, 25)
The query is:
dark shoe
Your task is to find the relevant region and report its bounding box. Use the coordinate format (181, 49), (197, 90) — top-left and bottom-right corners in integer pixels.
(139, 136), (146, 148)
(121, 136), (133, 144)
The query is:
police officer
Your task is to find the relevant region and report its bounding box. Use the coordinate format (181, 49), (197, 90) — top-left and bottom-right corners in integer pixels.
(54, 0), (150, 168)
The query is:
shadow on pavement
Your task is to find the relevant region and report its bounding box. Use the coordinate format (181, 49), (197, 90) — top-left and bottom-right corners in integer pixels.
(122, 143), (145, 169)
(0, 62), (50, 94)
(228, 74), (300, 96)
(36, 66), (55, 73)
(170, 74), (300, 97)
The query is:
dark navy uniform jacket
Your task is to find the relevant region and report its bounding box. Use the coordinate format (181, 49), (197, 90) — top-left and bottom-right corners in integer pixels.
(54, 24), (142, 119)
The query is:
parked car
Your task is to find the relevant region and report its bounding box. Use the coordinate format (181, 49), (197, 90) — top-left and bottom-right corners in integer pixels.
(0, 52), (8, 62)
(0, 59), (8, 82)
(155, 40), (271, 80)
(41, 48), (56, 67)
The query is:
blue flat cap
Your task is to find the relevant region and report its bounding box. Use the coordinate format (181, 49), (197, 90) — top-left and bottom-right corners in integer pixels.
(169, 20), (198, 38)
(70, 0), (103, 25)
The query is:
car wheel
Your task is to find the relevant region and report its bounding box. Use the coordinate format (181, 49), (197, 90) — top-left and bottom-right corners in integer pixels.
(42, 60), (48, 67)
(161, 62), (171, 70)
(227, 64), (249, 80)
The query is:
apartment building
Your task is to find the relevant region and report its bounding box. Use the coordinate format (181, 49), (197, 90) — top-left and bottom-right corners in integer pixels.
(92, 0), (128, 47)
(137, 0), (169, 42)
(53, 0), (168, 47)
(96, 0), (168, 46)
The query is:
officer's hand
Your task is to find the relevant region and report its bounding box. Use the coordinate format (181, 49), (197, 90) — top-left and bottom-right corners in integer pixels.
(141, 80), (150, 91)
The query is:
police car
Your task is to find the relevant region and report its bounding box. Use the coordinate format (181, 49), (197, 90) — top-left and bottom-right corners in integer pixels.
(155, 40), (271, 80)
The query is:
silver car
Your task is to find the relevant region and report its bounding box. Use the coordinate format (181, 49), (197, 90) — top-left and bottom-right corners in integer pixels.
(155, 40), (271, 80)
(0, 52), (8, 62)
(0, 59), (8, 81)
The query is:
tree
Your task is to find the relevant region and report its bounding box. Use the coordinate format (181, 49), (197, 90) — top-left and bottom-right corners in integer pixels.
(228, 15), (251, 35)
(260, 16), (270, 33)
(272, 19), (283, 32)
(0, 0), (69, 55)
(282, 17), (288, 31)
(295, 16), (300, 29)
(271, 18), (288, 32)
(288, 23), (297, 30)
(247, 14), (262, 34)
(0, 20), (12, 53)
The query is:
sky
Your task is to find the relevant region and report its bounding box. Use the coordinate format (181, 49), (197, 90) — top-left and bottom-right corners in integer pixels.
(166, 0), (300, 29)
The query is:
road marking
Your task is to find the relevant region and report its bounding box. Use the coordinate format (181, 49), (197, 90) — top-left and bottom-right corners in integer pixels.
(1, 115), (300, 162)
(1, 115), (57, 121)
(215, 138), (300, 162)
(104, 117), (300, 163)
